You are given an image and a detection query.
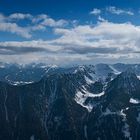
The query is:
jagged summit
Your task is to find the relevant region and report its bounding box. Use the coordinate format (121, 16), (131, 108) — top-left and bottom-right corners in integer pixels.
(118, 68), (138, 83)
(107, 68), (140, 92)
(120, 67), (136, 76)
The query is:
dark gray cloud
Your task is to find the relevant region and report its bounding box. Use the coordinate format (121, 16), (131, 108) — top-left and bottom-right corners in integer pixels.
(0, 45), (50, 55)
(62, 46), (119, 54)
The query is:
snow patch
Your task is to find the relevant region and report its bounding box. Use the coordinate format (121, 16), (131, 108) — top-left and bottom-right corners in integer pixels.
(84, 76), (95, 84)
(129, 98), (140, 104)
(0, 65), (5, 68)
(109, 65), (121, 75)
(122, 123), (132, 140)
(75, 86), (105, 112)
(73, 65), (85, 74)
(82, 86), (105, 98)
(11, 81), (34, 86)
(102, 108), (132, 140)
(75, 90), (92, 112)
(102, 108), (116, 116)
(121, 109), (132, 140)
(137, 76), (140, 80)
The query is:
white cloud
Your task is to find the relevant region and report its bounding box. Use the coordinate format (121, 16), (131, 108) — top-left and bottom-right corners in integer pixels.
(9, 13), (33, 20)
(0, 22), (31, 38)
(0, 13), (69, 38)
(1, 21), (140, 64)
(98, 16), (108, 22)
(52, 21), (140, 58)
(0, 13), (32, 38)
(40, 18), (68, 27)
(90, 8), (101, 15)
(31, 14), (68, 27)
(106, 6), (134, 15)
(1, 11), (140, 64)
(0, 52), (92, 65)
(31, 14), (48, 23)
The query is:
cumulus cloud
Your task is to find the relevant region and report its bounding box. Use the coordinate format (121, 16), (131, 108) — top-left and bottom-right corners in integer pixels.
(1, 21), (140, 64)
(0, 22), (31, 38)
(0, 13), (32, 38)
(90, 8), (101, 15)
(106, 6), (134, 15)
(0, 13), (68, 38)
(41, 19), (68, 27)
(9, 13), (33, 20)
(8, 13), (68, 27)
(32, 14), (68, 27)
(53, 21), (140, 50)
(51, 21), (140, 61)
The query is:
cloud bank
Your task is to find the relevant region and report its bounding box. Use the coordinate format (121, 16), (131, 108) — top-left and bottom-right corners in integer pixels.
(0, 11), (140, 65)
(0, 19), (140, 64)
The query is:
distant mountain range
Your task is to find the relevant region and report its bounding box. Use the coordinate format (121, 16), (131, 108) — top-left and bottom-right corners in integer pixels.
(0, 63), (140, 140)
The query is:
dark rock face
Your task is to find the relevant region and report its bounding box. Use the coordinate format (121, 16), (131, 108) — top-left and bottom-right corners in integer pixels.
(1, 65), (140, 140)
(0, 73), (87, 140)
(87, 70), (140, 140)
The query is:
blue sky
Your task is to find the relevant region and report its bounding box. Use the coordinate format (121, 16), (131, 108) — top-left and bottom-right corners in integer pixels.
(0, 0), (140, 65)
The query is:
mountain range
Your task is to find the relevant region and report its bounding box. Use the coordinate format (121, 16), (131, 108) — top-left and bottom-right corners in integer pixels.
(0, 63), (140, 140)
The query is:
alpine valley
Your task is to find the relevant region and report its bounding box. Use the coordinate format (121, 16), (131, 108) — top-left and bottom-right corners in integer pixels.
(1, 63), (140, 140)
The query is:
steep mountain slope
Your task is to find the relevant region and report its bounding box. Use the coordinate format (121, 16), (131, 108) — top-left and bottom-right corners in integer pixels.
(87, 70), (140, 140)
(0, 64), (140, 140)
(0, 73), (88, 140)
